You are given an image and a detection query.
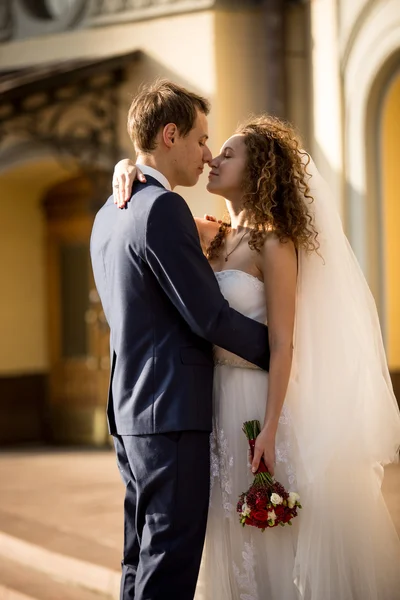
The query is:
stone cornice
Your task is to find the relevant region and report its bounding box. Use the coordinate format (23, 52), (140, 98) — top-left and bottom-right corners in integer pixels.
(0, 0), (279, 43)
(89, 0), (216, 28)
(0, 0), (219, 43)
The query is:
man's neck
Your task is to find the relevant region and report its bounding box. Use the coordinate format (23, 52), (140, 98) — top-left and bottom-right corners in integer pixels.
(136, 154), (175, 189)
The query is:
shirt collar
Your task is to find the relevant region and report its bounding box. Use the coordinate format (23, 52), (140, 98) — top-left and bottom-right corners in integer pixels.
(135, 163), (172, 191)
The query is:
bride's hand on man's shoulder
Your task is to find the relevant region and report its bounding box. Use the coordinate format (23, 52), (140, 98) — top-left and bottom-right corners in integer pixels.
(112, 159), (146, 209)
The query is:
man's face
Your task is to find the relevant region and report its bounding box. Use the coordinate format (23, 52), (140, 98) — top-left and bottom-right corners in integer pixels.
(173, 109), (212, 187)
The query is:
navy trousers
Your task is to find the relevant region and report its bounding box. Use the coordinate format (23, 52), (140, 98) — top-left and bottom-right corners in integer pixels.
(113, 431), (210, 600)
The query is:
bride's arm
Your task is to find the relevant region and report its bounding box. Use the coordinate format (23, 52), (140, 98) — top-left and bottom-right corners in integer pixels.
(251, 235), (297, 476)
(112, 158), (146, 207)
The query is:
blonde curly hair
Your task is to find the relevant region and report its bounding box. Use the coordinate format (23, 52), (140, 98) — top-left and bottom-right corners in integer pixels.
(206, 115), (319, 261)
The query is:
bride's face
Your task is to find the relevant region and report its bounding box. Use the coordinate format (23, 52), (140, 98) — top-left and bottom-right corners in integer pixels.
(206, 134), (247, 199)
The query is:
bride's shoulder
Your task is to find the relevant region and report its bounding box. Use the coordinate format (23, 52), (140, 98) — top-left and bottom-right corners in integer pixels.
(262, 231), (295, 252)
(257, 232), (296, 273)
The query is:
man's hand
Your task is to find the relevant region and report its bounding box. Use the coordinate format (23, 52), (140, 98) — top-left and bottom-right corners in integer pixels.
(112, 160), (146, 208)
(251, 427), (276, 476)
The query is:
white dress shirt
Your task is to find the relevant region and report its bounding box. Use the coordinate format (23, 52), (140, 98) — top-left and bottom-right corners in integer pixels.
(135, 163), (172, 191)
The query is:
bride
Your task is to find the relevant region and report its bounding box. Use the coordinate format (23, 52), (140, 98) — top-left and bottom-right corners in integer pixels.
(113, 114), (400, 599)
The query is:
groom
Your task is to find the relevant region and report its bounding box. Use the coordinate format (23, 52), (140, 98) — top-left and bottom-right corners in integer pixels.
(90, 80), (270, 600)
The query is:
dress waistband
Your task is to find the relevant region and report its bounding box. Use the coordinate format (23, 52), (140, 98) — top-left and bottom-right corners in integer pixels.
(214, 357), (262, 370)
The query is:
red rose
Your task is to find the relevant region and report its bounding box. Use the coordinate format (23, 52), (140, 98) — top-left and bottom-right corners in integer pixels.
(274, 506), (285, 518)
(252, 509), (269, 522)
(283, 511), (293, 523)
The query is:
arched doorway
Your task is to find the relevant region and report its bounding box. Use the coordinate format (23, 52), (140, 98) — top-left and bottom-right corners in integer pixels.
(43, 172), (111, 445)
(344, 0), (400, 302)
(379, 70), (400, 397)
(342, 0), (400, 401)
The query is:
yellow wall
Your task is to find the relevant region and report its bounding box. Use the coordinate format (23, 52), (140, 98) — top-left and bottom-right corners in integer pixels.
(210, 9), (272, 219)
(0, 160), (75, 375)
(381, 73), (400, 369)
(213, 9), (269, 144)
(310, 0), (343, 215)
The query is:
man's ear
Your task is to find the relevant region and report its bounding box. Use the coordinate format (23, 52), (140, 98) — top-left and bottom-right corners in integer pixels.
(162, 123), (178, 148)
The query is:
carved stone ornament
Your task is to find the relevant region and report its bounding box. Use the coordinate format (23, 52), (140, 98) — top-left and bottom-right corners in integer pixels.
(89, 0), (215, 25)
(0, 52), (141, 173)
(20, 0), (86, 21)
(0, 0), (12, 41)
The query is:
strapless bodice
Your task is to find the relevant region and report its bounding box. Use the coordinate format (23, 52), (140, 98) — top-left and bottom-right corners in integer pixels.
(214, 269), (267, 368)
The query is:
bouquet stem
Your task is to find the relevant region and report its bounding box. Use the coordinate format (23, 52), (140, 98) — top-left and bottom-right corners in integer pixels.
(243, 420), (273, 478)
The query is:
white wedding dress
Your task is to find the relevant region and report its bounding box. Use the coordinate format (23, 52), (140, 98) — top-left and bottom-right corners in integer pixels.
(195, 267), (400, 600)
(196, 268), (300, 600)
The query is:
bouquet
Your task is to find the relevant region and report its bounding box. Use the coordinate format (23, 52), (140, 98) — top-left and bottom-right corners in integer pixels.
(237, 420), (302, 531)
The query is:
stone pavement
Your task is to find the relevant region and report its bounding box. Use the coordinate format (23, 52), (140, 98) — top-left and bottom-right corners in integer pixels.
(0, 448), (399, 599)
(0, 448), (123, 599)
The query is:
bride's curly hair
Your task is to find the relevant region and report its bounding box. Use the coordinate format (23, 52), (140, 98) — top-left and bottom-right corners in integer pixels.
(206, 115), (319, 261)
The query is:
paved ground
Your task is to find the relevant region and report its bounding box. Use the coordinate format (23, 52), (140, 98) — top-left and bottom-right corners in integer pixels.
(0, 448), (124, 566)
(0, 447), (398, 599)
(0, 448), (124, 599)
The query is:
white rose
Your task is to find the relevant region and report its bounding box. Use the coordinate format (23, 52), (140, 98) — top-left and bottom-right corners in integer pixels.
(288, 492), (300, 509)
(267, 510), (277, 522)
(241, 502), (251, 517)
(270, 493), (283, 505)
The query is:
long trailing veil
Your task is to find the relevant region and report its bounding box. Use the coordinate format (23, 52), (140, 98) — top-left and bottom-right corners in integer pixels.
(286, 156), (400, 600)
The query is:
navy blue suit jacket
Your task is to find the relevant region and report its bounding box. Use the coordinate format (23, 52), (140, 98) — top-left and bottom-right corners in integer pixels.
(90, 177), (270, 434)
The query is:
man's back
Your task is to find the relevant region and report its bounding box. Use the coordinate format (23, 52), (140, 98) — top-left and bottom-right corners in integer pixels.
(90, 177), (214, 435)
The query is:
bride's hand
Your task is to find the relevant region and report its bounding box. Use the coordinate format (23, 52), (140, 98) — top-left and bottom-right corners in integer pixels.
(112, 159), (146, 209)
(251, 428), (276, 476)
(204, 214), (222, 224)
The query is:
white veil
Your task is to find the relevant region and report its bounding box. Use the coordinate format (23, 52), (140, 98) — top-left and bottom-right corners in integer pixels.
(286, 157), (400, 599)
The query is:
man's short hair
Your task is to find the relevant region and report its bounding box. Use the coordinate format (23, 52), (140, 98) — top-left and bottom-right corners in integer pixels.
(127, 79), (210, 153)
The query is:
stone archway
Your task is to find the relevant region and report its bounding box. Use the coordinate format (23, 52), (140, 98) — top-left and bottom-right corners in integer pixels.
(364, 52), (400, 331)
(343, 1), (400, 401)
(376, 68), (400, 399)
(343, 0), (400, 303)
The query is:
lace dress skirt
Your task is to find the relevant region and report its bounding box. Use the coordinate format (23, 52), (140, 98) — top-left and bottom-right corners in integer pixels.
(195, 363), (300, 600)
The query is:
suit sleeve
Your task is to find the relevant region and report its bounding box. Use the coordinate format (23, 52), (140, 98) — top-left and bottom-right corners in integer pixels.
(145, 192), (270, 371)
